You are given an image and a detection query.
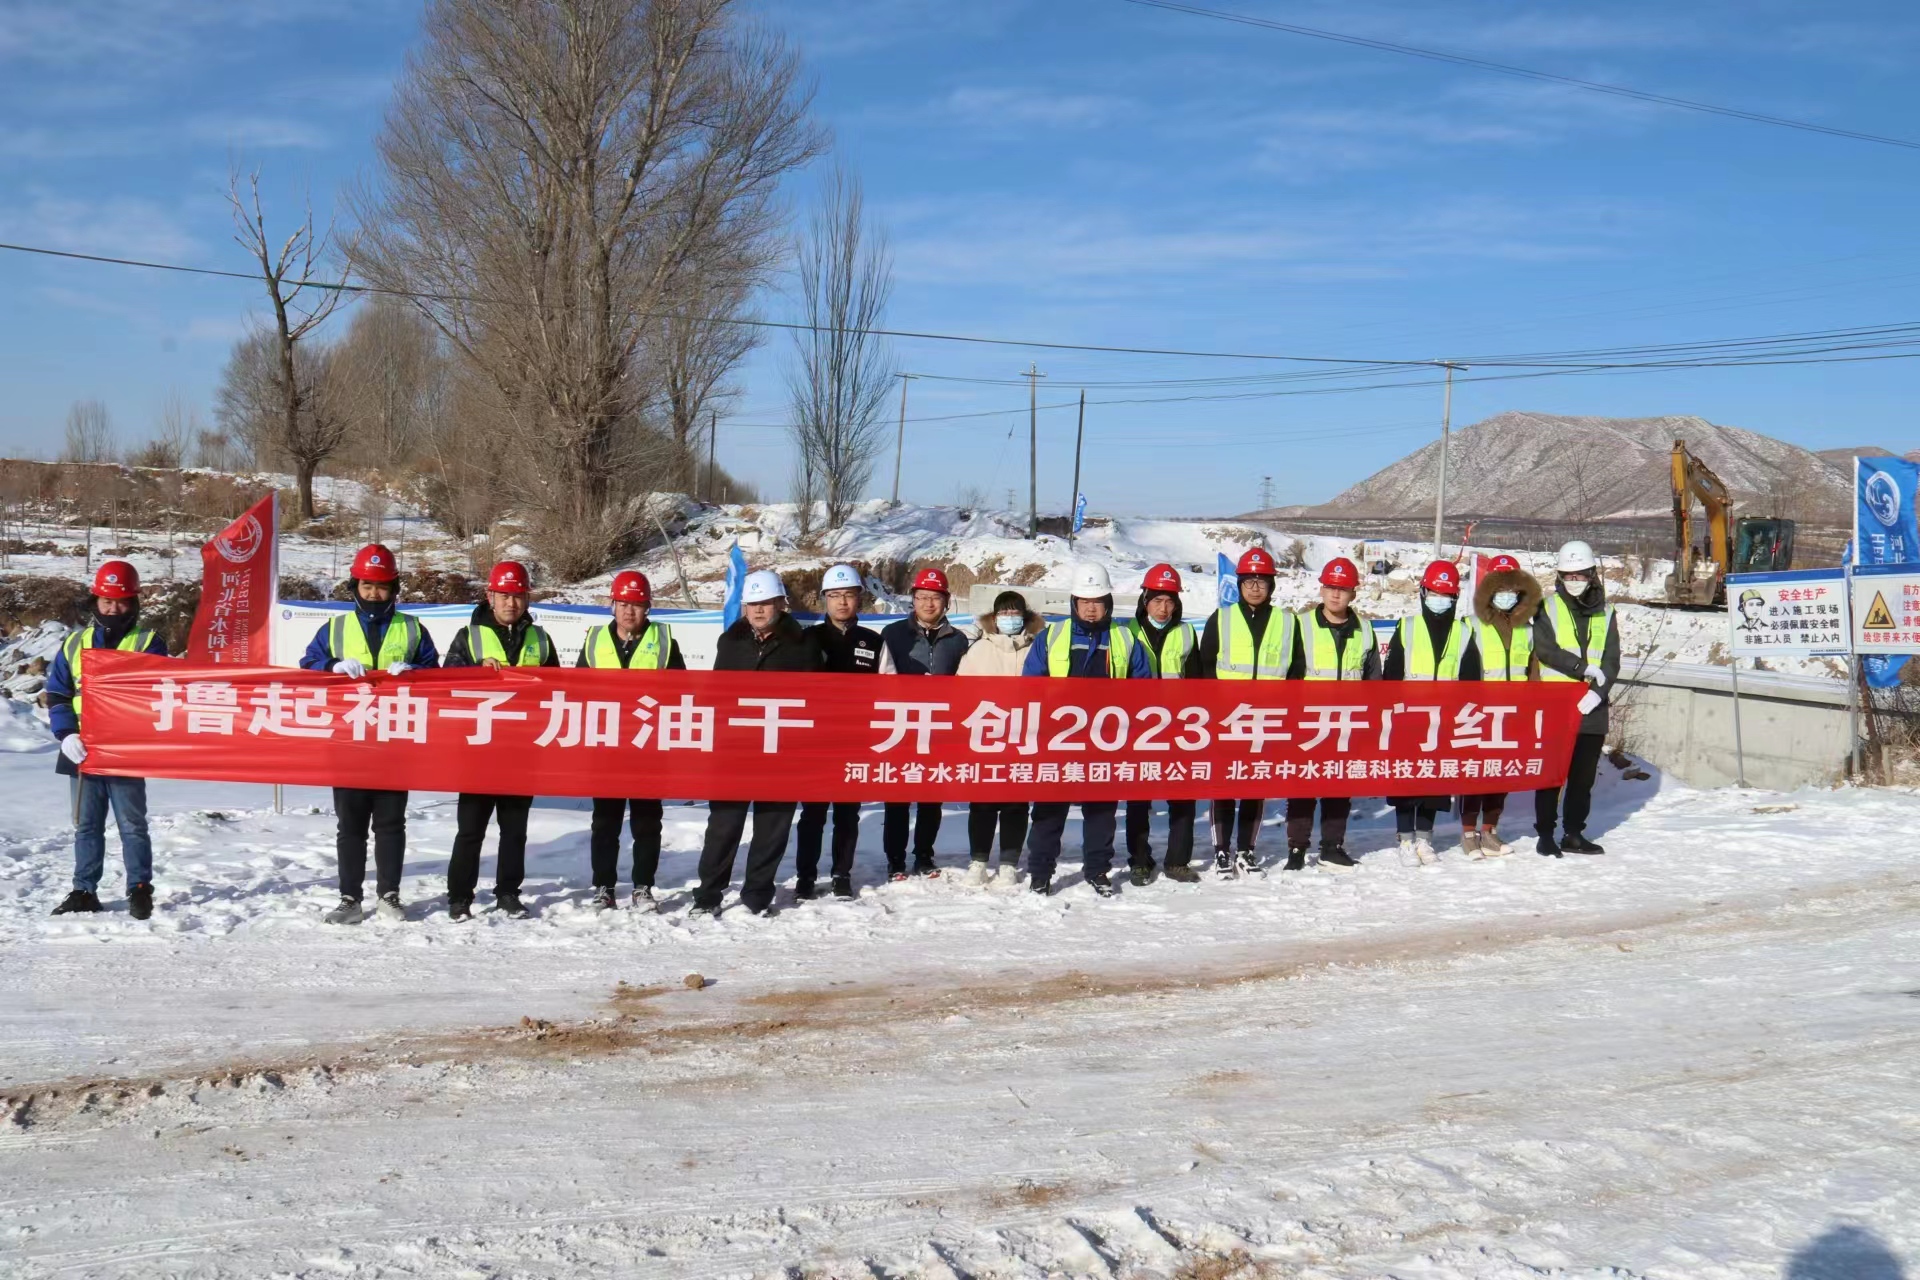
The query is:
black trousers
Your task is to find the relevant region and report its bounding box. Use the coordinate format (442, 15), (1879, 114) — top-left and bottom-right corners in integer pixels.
(967, 802), (1029, 861)
(883, 801), (942, 870)
(1284, 797), (1352, 850)
(1126, 799), (1196, 866)
(1211, 798), (1265, 851)
(1536, 732), (1607, 837)
(697, 800), (796, 912)
(448, 794), (532, 900)
(334, 787), (406, 900)
(1459, 793), (1508, 827)
(590, 798), (663, 889)
(795, 800), (860, 883)
(1026, 801), (1118, 884)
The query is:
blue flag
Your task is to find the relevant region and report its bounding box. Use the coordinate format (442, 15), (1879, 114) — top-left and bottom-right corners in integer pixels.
(1216, 552), (1239, 607)
(1072, 492), (1088, 535)
(722, 542), (748, 629)
(1855, 455), (1920, 568)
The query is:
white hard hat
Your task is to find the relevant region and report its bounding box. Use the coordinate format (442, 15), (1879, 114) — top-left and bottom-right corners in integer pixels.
(1069, 562), (1113, 599)
(741, 569), (787, 604)
(1555, 540), (1597, 573)
(821, 563), (862, 592)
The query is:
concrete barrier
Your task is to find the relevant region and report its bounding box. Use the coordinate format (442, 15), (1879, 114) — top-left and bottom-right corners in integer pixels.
(1614, 661), (1853, 791)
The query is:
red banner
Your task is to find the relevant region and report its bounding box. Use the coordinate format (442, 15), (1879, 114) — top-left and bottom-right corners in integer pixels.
(79, 652), (1587, 801)
(185, 493), (278, 665)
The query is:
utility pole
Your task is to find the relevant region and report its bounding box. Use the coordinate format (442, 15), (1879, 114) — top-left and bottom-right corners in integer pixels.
(1022, 363), (1046, 537)
(889, 373), (916, 506)
(706, 410), (717, 504)
(1067, 390), (1086, 549)
(1432, 362), (1464, 557)
(1258, 476), (1274, 510)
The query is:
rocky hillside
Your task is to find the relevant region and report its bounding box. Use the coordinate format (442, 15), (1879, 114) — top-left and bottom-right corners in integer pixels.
(1292, 412), (1855, 522)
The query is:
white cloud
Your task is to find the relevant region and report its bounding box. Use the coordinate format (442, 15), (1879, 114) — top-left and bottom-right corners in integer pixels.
(0, 191), (201, 261)
(942, 86), (1129, 130)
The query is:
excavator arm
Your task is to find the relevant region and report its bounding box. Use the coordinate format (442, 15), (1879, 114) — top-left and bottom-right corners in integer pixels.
(1667, 440), (1732, 605)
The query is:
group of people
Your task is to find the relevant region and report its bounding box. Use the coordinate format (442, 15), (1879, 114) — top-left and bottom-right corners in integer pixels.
(44, 536), (1621, 921)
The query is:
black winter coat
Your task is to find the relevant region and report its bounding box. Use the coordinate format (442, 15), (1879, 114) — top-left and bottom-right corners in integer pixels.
(806, 619), (884, 673)
(714, 613), (822, 673)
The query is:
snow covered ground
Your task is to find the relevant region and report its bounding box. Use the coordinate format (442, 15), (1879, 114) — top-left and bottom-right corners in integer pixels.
(4, 718), (1917, 1276)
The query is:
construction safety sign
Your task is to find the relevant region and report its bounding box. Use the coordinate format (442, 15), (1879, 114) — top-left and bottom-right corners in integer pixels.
(1725, 568), (1850, 657)
(1848, 564), (1920, 654)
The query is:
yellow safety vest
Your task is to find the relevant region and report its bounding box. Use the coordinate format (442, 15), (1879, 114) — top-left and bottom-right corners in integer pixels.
(327, 612), (426, 669)
(1397, 614), (1471, 680)
(61, 625), (158, 720)
(1474, 617), (1534, 682)
(1044, 620), (1136, 677)
(1541, 596), (1614, 682)
(582, 622), (674, 670)
(1129, 619), (1195, 679)
(468, 621), (553, 667)
(1299, 608), (1370, 681)
(1212, 605), (1292, 680)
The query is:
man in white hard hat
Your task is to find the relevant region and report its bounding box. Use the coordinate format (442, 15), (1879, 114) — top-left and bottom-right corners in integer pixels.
(1021, 562), (1150, 897)
(692, 569), (821, 916)
(1531, 540), (1619, 858)
(796, 563), (880, 901)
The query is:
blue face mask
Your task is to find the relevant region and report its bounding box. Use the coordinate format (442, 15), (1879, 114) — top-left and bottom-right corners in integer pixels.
(1492, 590), (1519, 611)
(1423, 594), (1455, 615)
(995, 614), (1024, 636)
(1145, 615), (1170, 629)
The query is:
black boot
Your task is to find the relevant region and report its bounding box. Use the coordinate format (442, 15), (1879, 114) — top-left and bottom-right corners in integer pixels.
(494, 889), (529, 919)
(1536, 832), (1564, 858)
(52, 889), (101, 915)
(1561, 832), (1605, 855)
(1128, 861), (1157, 887)
(1030, 874), (1053, 896)
(1319, 847), (1356, 867)
(793, 879), (818, 900)
(831, 874), (855, 899)
(1284, 848), (1307, 872)
(448, 898), (473, 922)
(1163, 863), (1200, 883)
(128, 883), (154, 920)
(1088, 871), (1116, 898)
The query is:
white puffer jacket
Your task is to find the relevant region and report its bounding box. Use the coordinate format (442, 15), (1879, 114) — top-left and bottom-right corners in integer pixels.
(957, 612), (1041, 677)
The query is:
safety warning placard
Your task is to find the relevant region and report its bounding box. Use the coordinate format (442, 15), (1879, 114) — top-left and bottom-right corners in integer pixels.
(1849, 564), (1920, 653)
(1726, 569), (1850, 657)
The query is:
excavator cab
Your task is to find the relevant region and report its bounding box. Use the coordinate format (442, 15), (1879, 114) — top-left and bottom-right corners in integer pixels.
(1733, 517), (1795, 575)
(1664, 440), (1795, 606)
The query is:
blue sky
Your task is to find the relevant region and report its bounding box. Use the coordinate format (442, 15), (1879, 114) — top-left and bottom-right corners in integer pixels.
(3, 0), (1918, 515)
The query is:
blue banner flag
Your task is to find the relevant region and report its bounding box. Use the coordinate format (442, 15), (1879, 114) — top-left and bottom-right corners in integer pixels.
(722, 542), (748, 629)
(1216, 552), (1239, 608)
(1854, 455), (1920, 567)
(1072, 492), (1088, 535)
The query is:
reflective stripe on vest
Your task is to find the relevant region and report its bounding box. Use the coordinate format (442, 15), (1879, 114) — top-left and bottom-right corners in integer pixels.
(1129, 619), (1195, 679)
(582, 622), (673, 670)
(328, 613), (423, 669)
(1044, 620), (1136, 677)
(1541, 596), (1613, 682)
(62, 626), (156, 720)
(1214, 606), (1292, 680)
(1397, 614), (1470, 680)
(1300, 609), (1370, 681)
(1474, 617), (1534, 681)
(468, 622), (551, 667)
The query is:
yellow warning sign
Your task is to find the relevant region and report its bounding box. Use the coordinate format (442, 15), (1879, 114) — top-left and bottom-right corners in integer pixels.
(1862, 591), (1896, 630)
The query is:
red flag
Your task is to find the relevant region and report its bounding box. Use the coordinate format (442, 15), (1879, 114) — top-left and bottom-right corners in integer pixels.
(185, 492), (278, 665)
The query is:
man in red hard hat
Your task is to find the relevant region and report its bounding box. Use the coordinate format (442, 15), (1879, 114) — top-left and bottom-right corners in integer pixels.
(1280, 555), (1379, 869)
(1197, 546), (1290, 877)
(579, 570), (685, 911)
(1126, 564), (1201, 884)
(1382, 560), (1471, 865)
(439, 561), (559, 920)
(45, 560), (172, 918)
(299, 543), (439, 924)
(876, 565), (967, 880)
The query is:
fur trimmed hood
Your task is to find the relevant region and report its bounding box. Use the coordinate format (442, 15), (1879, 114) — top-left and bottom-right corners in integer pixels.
(1473, 567), (1543, 626)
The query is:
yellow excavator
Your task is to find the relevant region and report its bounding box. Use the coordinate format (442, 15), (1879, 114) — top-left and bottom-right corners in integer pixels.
(1665, 440), (1795, 606)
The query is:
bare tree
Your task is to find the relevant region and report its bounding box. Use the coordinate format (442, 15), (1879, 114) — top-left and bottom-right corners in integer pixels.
(61, 399), (116, 464)
(653, 259), (763, 492)
(331, 296), (448, 470)
(129, 391), (199, 469)
(349, 0), (822, 577)
(786, 168), (896, 532)
(192, 426), (246, 472)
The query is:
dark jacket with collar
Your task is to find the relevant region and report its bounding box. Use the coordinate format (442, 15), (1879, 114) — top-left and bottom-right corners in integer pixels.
(1532, 576), (1622, 735)
(714, 612), (821, 673)
(807, 618), (884, 674)
(442, 601), (560, 668)
(879, 616), (968, 675)
(572, 618), (687, 669)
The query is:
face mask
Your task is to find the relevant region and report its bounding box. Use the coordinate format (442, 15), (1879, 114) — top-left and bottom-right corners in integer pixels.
(1562, 576), (1590, 595)
(1145, 615), (1170, 630)
(995, 614), (1024, 636)
(1492, 590), (1519, 611)
(1423, 595), (1454, 615)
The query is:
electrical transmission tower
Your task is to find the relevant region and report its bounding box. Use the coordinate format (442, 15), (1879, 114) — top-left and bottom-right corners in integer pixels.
(1258, 476), (1275, 510)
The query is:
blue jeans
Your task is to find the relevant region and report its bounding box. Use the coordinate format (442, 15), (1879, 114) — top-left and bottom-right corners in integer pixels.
(71, 775), (153, 893)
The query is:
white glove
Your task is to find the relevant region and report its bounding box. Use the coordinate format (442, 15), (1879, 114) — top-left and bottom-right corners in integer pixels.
(60, 734), (88, 765)
(1584, 664), (1608, 689)
(332, 658), (367, 679)
(386, 662), (415, 676)
(1577, 689), (1603, 715)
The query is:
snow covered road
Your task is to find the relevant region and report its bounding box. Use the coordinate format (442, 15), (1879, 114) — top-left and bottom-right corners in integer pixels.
(3, 753), (1917, 1277)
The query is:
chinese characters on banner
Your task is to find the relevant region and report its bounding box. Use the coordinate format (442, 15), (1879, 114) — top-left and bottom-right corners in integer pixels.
(1849, 564), (1920, 654)
(184, 493), (277, 665)
(79, 652), (1588, 802)
(1725, 569), (1850, 657)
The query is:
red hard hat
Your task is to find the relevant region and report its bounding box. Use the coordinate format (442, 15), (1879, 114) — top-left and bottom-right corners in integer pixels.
(610, 570), (652, 604)
(92, 559), (139, 599)
(1488, 553), (1521, 574)
(488, 560), (530, 595)
(351, 543), (399, 583)
(1236, 547), (1276, 577)
(1421, 560), (1461, 596)
(1319, 557), (1360, 588)
(1142, 563), (1183, 594)
(912, 567), (951, 595)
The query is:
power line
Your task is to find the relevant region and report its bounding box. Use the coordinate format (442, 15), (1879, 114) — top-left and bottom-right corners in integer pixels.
(1119, 0), (1920, 152)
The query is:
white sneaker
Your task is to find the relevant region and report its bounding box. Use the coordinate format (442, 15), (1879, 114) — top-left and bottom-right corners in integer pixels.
(374, 892), (405, 921)
(993, 863), (1022, 887)
(1460, 830), (1484, 859)
(964, 860), (992, 887)
(1480, 830), (1514, 857)
(1396, 835), (1417, 866)
(1413, 836), (1437, 866)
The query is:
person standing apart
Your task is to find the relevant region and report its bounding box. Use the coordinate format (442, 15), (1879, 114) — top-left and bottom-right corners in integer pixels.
(1532, 541), (1619, 857)
(877, 567), (968, 880)
(956, 589), (1038, 886)
(1022, 564), (1150, 897)
(693, 570), (819, 916)
(46, 560), (171, 918)
(1382, 560), (1470, 865)
(1126, 564), (1201, 884)
(1282, 556), (1377, 870)
(299, 543), (439, 923)
(797, 563), (880, 900)
(439, 560), (558, 920)
(1459, 553), (1540, 857)
(1196, 547), (1290, 876)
